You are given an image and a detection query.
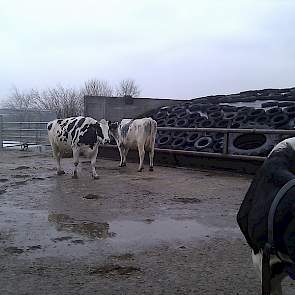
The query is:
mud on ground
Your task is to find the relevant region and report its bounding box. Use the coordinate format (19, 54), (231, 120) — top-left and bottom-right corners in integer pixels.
(0, 150), (294, 294)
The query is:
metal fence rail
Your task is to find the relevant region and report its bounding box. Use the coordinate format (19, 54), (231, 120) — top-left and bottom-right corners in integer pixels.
(0, 119), (49, 150)
(0, 118), (295, 162)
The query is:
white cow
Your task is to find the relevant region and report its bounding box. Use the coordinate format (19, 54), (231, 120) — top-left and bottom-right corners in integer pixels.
(109, 118), (157, 172)
(47, 116), (110, 179)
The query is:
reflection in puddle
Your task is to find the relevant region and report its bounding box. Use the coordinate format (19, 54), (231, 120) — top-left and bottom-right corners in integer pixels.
(48, 213), (115, 239)
(109, 219), (216, 245)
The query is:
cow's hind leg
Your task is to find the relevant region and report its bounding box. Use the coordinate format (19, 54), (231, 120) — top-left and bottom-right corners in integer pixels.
(148, 143), (155, 171)
(122, 147), (129, 166)
(118, 145), (126, 167)
(72, 148), (80, 179)
(137, 144), (145, 172)
(52, 145), (65, 175)
(90, 147), (99, 179)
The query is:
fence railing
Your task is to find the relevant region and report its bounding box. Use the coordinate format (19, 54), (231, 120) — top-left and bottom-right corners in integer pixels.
(1, 118), (295, 162)
(0, 119), (49, 149)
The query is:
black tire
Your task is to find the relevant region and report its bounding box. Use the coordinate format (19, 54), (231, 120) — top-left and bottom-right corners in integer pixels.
(171, 106), (186, 114)
(266, 107), (282, 117)
(228, 133), (278, 156)
(187, 112), (201, 123)
(215, 119), (229, 128)
(233, 114), (247, 123)
(237, 107), (254, 115)
(207, 105), (221, 113)
(209, 111), (222, 120)
(167, 113), (177, 119)
(156, 118), (167, 127)
(270, 113), (289, 128)
(193, 116), (207, 127)
(278, 102), (295, 108)
(186, 133), (201, 145)
(165, 117), (177, 127)
(188, 104), (202, 112)
(171, 131), (186, 139)
(194, 136), (213, 151)
(176, 110), (188, 118)
(223, 112), (237, 121)
(200, 119), (214, 128)
(261, 101), (278, 108)
(283, 106), (295, 118)
(171, 137), (186, 150)
(231, 122), (241, 129)
(176, 118), (189, 127)
(153, 111), (168, 120)
(254, 115), (269, 125)
(212, 133), (224, 141)
(248, 108), (265, 118)
(157, 134), (173, 148)
(221, 105), (238, 112)
(212, 141), (223, 153)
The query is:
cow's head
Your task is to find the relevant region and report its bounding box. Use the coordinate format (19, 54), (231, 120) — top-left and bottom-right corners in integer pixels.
(97, 119), (110, 144)
(108, 121), (119, 140)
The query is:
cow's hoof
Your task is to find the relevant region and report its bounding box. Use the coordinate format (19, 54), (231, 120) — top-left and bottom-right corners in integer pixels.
(149, 167), (154, 172)
(57, 170), (65, 175)
(119, 163), (126, 167)
(138, 168), (143, 172)
(72, 174), (78, 179)
(93, 175), (99, 180)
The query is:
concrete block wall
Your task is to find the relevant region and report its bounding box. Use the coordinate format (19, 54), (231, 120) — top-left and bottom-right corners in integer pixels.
(84, 96), (184, 121)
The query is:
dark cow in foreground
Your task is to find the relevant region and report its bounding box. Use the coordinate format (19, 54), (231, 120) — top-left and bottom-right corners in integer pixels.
(237, 137), (295, 295)
(47, 116), (110, 179)
(109, 118), (157, 172)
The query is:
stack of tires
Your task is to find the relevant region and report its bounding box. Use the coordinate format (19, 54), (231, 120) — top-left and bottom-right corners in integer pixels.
(146, 97), (295, 156)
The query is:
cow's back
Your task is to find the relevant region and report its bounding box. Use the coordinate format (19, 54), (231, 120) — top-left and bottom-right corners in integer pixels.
(47, 116), (100, 154)
(120, 118), (157, 150)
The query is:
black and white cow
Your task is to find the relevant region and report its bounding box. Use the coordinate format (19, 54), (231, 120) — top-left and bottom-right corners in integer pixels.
(109, 118), (157, 172)
(47, 116), (110, 179)
(237, 137), (295, 295)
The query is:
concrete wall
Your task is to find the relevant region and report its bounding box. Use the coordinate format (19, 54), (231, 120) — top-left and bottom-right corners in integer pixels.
(84, 96), (184, 121)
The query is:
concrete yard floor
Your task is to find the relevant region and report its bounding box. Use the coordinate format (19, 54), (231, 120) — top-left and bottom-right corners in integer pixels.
(0, 150), (294, 295)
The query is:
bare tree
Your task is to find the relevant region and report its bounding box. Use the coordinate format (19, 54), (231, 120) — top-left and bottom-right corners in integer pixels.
(6, 85), (83, 118)
(5, 86), (37, 110)
(81, 79), (114, 97)
(37, 85), (83, 118)
(116, 79), (141, 97)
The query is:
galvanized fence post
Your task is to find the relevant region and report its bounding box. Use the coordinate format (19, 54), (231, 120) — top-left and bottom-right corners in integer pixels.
(0, 115), (3, 149)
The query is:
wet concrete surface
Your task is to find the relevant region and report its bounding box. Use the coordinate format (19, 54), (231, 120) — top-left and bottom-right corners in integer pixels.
(0, 150), (294, 294)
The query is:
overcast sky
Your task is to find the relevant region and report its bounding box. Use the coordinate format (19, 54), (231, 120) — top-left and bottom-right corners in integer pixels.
(0, 0), (294, 103)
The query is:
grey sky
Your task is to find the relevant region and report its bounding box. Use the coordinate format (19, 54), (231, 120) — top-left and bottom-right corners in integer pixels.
(0, 0), (294, 103)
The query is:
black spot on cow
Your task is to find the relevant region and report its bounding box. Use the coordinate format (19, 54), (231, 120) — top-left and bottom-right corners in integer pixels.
(121, 120), (133, 138)
(67, 119), (77, 133)
(61, 120), (69, 128)
(63, 131), (69, 140)
(77, 117), (86, 128)
(78, 125), (98, 149)
(72, 118), (86, 143)
(81, 124), (89, 132)
(47, 123), (53, 131)
(94, 123), (103, 139)
(57, 119), (63, 124)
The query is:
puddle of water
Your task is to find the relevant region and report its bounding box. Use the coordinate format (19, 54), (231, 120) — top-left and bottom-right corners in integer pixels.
(48, 213), (115, 239)
(109, 219), (216, 247)
(0, 205), (239, 260)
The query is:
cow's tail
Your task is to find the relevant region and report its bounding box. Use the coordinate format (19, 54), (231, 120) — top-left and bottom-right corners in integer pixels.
(145, 119), (157, 149)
